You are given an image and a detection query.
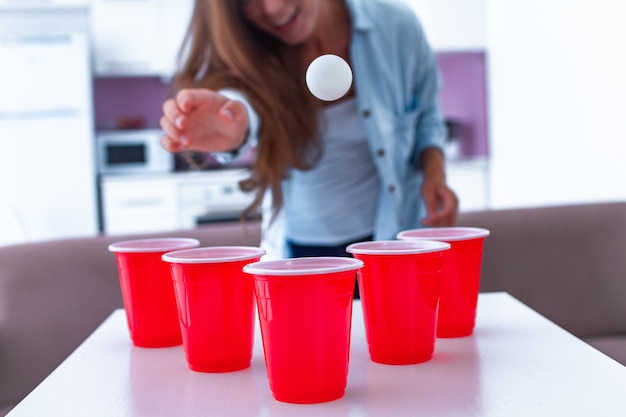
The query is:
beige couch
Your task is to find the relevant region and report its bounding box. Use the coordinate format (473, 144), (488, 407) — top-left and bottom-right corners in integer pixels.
(457, 202), (626, 367)
(2, 202), (626, 414)
(0, 220), (262, 416)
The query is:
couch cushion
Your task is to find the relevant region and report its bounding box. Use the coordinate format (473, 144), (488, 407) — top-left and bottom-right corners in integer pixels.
(457, 202), (626, 339)
(0, 220), (261, 413)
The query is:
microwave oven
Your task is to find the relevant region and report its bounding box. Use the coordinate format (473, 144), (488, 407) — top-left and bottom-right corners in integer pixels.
(97, 129), (174, 175)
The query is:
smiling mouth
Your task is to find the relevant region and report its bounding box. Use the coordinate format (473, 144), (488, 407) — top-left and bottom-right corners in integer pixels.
(274, 9), (298, 30)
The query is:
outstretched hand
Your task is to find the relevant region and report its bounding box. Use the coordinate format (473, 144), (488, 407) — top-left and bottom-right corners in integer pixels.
(160, 88), (249, 154)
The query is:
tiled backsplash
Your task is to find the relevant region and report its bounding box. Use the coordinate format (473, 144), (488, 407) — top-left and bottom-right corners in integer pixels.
(93, 51), (488, 159)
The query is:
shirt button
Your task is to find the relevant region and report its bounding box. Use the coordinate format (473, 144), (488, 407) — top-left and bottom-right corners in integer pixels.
(362, 109), (371, 118)
(388, 184), (396, 193)
(376, 148), (385, 157)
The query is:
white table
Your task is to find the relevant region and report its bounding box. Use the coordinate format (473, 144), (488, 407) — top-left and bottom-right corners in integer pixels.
(8, 293), (626, 416)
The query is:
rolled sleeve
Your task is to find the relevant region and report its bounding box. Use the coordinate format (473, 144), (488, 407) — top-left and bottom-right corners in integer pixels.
(412, 101), (446, 169)
(410, 32), (446, 169)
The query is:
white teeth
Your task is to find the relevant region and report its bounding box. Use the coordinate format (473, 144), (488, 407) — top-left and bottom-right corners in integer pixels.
(275, 10), (295, 27)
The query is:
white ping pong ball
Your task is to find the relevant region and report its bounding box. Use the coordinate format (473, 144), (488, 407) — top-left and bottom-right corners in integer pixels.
(305, 54), (353, 101)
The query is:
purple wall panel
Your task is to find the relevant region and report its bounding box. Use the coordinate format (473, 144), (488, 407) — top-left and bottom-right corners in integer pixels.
(93, 51), (489, 158)
(93, 77), (170, 130)
(436, 51), (489, 158)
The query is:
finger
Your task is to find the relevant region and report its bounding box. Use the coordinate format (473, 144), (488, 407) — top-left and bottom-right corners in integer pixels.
(160, 116), (188, 148)
(421, 217), (435, 226)
(421, 210), (445, 226)
(434, 194), (459, 226)
(162, 100), (186, 132)
(163, 98), (181, 119)
(421, 191), (441, 224)
(425, 191), (441, 216)
(160, 114), (176, 135)
(420, 202), (441, 225)
(442, 192), (460, 222)
(421, 190), (454, 226)
(160, 134), (186, 153)
(435, 211), (454, 227)
(177, 88), (218, 112)
(176, 89), (194, 112)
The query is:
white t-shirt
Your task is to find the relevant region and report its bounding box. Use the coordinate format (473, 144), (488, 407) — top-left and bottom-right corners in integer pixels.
(283, 97), (380, 246)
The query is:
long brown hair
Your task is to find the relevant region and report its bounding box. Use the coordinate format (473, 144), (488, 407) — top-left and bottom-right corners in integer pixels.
(172, 0), (322, 221)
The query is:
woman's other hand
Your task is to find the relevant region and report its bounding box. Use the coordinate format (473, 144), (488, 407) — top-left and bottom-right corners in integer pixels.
(419, 148), (459, 227)
(421, 177), (459, 227)
(160, 88), (249, 154)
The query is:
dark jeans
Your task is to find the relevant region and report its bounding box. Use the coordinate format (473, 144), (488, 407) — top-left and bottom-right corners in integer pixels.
(287, 235), (373, 299)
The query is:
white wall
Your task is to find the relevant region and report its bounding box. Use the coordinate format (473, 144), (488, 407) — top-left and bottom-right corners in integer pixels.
(403, 0), (626, 209)
(485, 0), (626, 208)
(402, 0), (486, 51)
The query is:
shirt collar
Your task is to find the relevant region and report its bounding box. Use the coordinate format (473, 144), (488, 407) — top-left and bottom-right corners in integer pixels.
(345, 0), (373, 31)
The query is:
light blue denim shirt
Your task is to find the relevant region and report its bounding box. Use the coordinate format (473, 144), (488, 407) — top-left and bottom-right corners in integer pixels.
(224, 0), (446, 257)
(343, 0), (446, 240)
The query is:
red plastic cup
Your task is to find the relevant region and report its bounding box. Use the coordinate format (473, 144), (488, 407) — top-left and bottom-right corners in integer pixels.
(346, 240), (451, 364)
(162, 246), (265, 372)
(108, 238), (200, 347)
(397, 227), (490, 338)
(243, 257), (363, 404)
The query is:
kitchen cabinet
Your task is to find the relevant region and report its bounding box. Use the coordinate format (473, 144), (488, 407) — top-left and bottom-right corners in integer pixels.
(100, 161), (489, 236)
(100, 170), (255, 235)
(90, 0), (193, 77)
(100, 174), (179, 235)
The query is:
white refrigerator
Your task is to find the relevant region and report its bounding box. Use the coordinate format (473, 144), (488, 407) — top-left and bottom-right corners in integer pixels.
(0, 2), (97, 245)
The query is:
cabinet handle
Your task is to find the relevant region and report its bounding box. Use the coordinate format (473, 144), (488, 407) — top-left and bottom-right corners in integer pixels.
(98, 60), (153, 73)
(121, 198), (164, 208)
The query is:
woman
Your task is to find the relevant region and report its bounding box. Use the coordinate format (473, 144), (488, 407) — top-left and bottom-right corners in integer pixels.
(160, 0), (459, 263)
